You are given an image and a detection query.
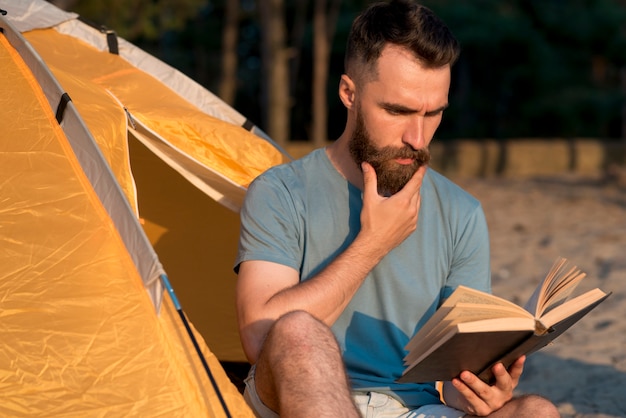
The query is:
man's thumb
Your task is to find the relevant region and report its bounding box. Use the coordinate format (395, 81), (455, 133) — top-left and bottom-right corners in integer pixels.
(361, 162), (377, 194)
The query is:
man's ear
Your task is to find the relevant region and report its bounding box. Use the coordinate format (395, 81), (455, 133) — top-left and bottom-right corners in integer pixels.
(339, 74), (356, 109)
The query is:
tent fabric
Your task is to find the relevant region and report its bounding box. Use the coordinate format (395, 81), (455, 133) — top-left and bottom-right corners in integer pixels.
(0, 0), (77, 32)
(0, 11), (165, 308)
(0, 29), (253, 416)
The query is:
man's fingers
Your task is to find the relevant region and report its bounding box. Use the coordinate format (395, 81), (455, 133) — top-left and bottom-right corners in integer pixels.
(361, 162), (378, 199)
(507, 356), (525, 382)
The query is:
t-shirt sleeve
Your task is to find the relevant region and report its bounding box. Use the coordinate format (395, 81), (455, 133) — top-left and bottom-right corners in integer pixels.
(234, 172), (302, 274)
(441, 202), (491, 299)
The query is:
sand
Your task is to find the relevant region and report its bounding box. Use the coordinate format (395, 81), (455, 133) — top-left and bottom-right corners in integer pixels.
(458, 174), (626, 418)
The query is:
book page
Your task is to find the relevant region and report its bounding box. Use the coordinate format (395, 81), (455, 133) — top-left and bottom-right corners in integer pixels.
(524, 257), (587, 317)
(539, 288), (610, 328)
(448, 286), (520, 309)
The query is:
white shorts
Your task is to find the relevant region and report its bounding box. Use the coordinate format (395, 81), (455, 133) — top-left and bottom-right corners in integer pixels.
(353, 392), (465, 418)
(243, 365), (465, 418)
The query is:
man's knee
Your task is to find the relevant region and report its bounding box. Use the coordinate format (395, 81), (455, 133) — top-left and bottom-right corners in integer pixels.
(513, 394), (560, 418)
(263, 310), (342, 364)
(256, 310), (347, 394)
(268, 310), (334, 345)
(273, 310), (323, 330)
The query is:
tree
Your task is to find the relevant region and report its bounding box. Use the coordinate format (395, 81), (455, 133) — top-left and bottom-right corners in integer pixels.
(622, 67), (626, 141)
(424, 0), (626, 139)
(312, 0), (342, 147)
(219, 0), (240, 105)
(258, 0), (290, 146)
(52, 0), (206, 40)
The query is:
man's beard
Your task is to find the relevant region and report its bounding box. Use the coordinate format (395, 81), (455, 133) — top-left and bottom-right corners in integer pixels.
(349, 111), (430, 196)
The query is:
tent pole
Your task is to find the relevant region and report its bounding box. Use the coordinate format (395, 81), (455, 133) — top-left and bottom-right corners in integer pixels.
(160, 274), (233, 418)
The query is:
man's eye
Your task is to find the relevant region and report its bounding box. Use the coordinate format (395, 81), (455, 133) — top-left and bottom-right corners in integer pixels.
(425, 110), (444, 118)
(385, 107), (406, 115)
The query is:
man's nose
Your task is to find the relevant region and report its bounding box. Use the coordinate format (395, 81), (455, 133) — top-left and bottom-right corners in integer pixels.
(402, 116), (425, 150)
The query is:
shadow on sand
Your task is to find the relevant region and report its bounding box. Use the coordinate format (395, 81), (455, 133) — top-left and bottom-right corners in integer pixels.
(517, 352), (626, 417)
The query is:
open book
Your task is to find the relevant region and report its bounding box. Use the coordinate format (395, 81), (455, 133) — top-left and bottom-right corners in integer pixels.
(398, 257), (611, 384)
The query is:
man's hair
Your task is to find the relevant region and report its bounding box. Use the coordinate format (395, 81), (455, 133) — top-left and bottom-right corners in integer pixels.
(345, 0), (460, 82)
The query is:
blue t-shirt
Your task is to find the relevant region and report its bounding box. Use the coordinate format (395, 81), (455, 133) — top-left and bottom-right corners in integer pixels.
(235, 148), (491, 409)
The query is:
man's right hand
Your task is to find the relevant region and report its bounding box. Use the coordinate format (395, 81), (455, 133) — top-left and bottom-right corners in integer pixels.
(358, 161), (427, 253)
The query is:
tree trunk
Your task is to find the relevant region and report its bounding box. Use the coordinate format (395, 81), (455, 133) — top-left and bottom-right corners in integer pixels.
(312, 0), (341, 147)
(259, 0), (290, 146)
(622, 67), (626, 142)
(219, 0), (240, 105)
(289, 0), (309, 109)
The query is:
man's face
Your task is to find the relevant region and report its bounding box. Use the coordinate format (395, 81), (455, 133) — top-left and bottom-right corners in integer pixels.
(345, 45), (451, 196)
(349, 107), (430, 196)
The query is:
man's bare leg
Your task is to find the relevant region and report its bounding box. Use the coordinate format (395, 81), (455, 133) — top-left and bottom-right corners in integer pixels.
(481, 394), (560, 418)
(253, 310), (360, 418)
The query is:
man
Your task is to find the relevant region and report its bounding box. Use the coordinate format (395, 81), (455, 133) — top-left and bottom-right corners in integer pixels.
(234, 1), (560, 417)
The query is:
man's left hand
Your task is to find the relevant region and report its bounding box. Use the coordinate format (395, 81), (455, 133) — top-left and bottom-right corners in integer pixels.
(445, 356), (525, 416)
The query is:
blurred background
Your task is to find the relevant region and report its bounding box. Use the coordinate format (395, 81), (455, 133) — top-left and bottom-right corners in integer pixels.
(48, 0), (626, 150)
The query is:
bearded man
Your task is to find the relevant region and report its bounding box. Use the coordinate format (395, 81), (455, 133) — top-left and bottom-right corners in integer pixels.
(233, 1), (560, 417)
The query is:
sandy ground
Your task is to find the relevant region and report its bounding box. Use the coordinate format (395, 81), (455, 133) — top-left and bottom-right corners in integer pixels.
(458, 174), (626, 418)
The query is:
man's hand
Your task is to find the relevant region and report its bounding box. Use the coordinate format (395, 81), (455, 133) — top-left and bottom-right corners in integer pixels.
(358, 162), (427, 253)
(444, 356), (526, 416)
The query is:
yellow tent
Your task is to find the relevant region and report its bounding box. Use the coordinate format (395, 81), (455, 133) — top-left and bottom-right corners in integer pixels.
(0, 0), (287, 415)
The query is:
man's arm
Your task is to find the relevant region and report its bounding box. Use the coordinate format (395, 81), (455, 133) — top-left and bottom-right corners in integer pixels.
(236, 162), (427, 363)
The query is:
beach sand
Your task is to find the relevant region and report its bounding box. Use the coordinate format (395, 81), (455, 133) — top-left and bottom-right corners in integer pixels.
(459, 175), (626, 418)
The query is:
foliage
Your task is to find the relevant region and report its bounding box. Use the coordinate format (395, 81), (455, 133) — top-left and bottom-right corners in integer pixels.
(67, 0), (208, 40)
(422, 0), (626, 139)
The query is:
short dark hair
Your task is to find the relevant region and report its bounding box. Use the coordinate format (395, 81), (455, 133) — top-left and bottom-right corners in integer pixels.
(345, 0), (460, 81)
